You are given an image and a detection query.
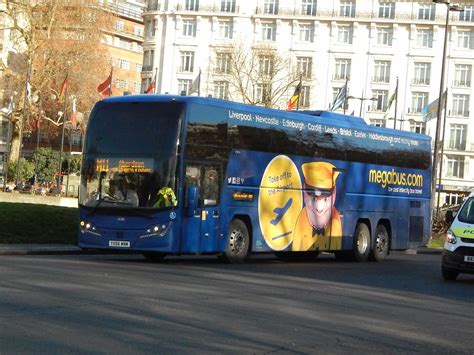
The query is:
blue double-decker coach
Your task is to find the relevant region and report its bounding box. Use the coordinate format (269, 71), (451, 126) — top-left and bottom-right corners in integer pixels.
(78, 94), (432, 262)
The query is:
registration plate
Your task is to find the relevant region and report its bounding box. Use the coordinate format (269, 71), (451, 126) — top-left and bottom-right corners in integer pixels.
(464, 255), (474, 263)
(109, 240), (130, 248)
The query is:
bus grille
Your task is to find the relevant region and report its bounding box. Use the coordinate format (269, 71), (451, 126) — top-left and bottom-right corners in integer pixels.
(409, 216), (423, 243)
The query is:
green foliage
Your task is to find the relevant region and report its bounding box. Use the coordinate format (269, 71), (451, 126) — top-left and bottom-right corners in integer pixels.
(0, 202), (78, 244)
(32, 148), (60, 182)
(67, 154), (82, 175)
(7, 158), (35, 182)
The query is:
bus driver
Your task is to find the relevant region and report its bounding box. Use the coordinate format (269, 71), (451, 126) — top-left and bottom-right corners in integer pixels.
(292, 161), (342, 251)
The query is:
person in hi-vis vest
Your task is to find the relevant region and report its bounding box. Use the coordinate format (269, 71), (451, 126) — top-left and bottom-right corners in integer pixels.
(292, 161), (342, 251)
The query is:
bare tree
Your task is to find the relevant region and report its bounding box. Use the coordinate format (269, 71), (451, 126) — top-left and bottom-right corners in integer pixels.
(212, 41), (302, 108)
(0, 0), (114, 164)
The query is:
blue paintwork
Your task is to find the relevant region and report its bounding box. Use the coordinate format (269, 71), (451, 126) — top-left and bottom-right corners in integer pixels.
(79, 95), (432, 254)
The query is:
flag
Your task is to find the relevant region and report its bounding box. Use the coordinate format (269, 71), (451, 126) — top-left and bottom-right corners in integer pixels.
(58, 76), (68, 103)
(330, 82), (348, 111)
(384, 88), (397, 119)
(145, 74), (156, 94)
(422, 90), (447, 122)
(189, 70), (201, 95)
(286, 82), (302, 111)
(71, 97), (77, 128)
(97, 68), (113, 98)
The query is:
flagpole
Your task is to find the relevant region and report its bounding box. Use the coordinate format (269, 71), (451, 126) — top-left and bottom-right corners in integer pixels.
(198, 69), (201, 97)
(393, 77), (399, 129)
(15, 60), (31, 187)
(436, 88), (449, 214)
(154, 67), (158, 94)
(343, 77), (348, 114)
(58, 74), (68, 195)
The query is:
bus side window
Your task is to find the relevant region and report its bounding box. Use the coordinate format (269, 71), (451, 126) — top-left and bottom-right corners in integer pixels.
(202, 167), (219, 206)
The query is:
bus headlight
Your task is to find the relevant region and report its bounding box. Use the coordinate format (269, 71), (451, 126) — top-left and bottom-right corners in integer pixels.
(139, 222), (171, 239)
(446, 230), (457, 244)
(80, 220), (101, 236)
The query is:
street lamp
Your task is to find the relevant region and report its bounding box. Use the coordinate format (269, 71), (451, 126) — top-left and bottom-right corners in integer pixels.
(347, 93), (377, 118)
(431, 0), (463, 214)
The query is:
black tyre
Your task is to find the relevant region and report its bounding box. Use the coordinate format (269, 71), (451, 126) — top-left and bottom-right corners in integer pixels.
(442, 265), (458, 281)
(142, 252), (166, 262)
(275, 251), (319, 262)
(369, 224), (389, 262)
(225, 219), (250, 263)
(352, 223), (371, 262)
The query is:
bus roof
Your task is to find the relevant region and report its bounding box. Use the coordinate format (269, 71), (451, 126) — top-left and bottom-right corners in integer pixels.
(101, 94), (431, 144)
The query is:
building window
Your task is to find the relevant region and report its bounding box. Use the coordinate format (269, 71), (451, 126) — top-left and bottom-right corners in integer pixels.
(215, 52), (231, 74)
(373, 60), (391, 83)
(379, 2), (395, 19)
(449, 124), (467, 150)
(264, 0), (279, 15)
(410, 92), (429, 114)
(118, 59), (130, 70)
(143, 50), (154, 71)
(218, 19), (233, 39)
(134, 26), (143, 37)
(182, 19), (196, 37)
(454, 64), (472, 87)
(262, 22), (276, 41)
(376, 26), (393, 46)
(221, 0), (236, 13)
(413, 62), (431, 85)
(214, 81), (229, 99)
(446, 155), (465, 178)
(459, 6), (474, 22)
(145, 20), (156, 37)
(301, 0), (317, 16)
(457, 29), (474, 49)
(451, 94), (470, 117)
(115, 79), (128, 89)
(418, 3), (435, 20)
(185, 0), (199, 11)
(180, 51), (194, 72)
(136, 63), (142, 72)
(333, 58), (351, 80)
(178, 79), (192, 95)
(371, 119), (385, 127)
(371, 90), (388, 111)
(300, 85), (311, 107)
(410, 121), (426, 134)
(337, 24), (353, 44)
(116, 20), (125, 31)
(297, 56), (312, 79)
(257, 83), (272, 104)
(299, 23), (314, 43)
(259, 55), (274, 75)
(340, 0), (355, 18)
(417, 28), (433, 48)
(445, 193), (464, 206)
(119, 39), (131, 50)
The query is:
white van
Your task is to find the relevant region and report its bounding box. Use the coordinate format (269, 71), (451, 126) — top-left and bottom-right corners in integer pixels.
(442, 191), (474, 281)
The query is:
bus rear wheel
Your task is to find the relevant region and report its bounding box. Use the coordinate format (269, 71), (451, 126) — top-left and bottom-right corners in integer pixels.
(142, 252), (166, 262)
(369, 224), (389, 262)
(225, 219), (250, 263)
(352, 223), (370, 262)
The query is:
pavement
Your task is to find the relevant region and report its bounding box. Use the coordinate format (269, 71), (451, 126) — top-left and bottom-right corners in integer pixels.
(0, 244), (442, 256)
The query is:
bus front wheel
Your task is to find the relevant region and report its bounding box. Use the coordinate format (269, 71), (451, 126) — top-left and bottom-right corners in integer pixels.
(352, 223), (370, 262)
(225, 219), (250, 263)
(369, 224), (389, 262)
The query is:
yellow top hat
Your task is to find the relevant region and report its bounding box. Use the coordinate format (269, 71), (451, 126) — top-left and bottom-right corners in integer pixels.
(302, 162), (339, 190)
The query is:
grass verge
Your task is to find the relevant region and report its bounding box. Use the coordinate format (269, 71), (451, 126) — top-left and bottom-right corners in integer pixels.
(427, 232), (445, 249)
(0, 202), (77, 244)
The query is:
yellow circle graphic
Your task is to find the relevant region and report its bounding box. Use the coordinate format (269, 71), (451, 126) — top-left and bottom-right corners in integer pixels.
(258, 155), (302, 250)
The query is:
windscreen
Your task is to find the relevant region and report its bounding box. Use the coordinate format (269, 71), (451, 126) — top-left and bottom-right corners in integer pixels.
(457, 197), (474, 224)
(79, 101), (184, 210)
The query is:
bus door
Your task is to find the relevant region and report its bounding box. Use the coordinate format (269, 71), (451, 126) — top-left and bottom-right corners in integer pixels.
(182, 163), (222, 253)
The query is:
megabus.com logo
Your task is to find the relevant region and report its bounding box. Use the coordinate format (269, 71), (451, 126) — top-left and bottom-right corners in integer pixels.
(368, 169), (423, 188)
